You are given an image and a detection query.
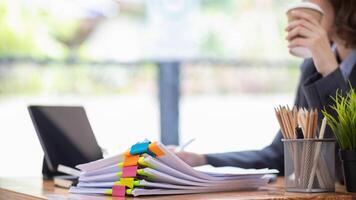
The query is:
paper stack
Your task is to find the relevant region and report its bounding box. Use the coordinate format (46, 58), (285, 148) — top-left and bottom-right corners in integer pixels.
(70, 140), (278, 197)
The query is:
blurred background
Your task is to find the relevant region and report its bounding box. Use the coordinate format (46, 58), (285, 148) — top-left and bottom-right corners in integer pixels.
(0, 0), (299, 177)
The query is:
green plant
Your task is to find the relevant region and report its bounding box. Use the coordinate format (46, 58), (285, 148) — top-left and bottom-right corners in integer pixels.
(322, 86), (356, 150)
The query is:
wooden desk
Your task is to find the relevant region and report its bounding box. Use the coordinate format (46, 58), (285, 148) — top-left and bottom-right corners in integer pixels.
(0, 177), (355, 200)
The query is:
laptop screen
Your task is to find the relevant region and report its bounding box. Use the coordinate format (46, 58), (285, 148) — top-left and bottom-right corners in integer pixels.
(28, 106), (103, 175)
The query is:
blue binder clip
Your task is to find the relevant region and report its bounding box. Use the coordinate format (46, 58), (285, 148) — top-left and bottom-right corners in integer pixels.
(130, 140), (156, 157)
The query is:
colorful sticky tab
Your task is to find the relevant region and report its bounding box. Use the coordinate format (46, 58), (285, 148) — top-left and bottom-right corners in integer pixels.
(138, 157), (154, 168)
(120, 178), (135, 189)
(124, 150), (131, 156)
(116, 171), (122, 178)
(137, 169), (155, 180)
(149, 142), (165, 157)
(126, 188), (133, 195)
(123, 155), (140, 167)
(122, 165), (138, 178)
(112, 185), (126, 197)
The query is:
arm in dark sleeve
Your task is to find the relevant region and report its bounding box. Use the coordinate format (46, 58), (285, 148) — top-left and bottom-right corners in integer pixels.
(203, 59), (312, 175)
(205, 131), (285, 174)
(302, 68), (348, 111)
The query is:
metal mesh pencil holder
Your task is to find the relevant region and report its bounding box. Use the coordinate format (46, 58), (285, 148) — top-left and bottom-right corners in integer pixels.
(282, 139), (335, 193)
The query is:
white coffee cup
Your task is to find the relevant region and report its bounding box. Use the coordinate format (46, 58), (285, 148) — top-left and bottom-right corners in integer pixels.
(286, 2), (324, 58)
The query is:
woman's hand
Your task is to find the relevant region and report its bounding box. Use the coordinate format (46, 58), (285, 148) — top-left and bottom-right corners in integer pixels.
(175, 151), (207, 167)
(286, 10), (338, 77)
(167, 146), (207, 167)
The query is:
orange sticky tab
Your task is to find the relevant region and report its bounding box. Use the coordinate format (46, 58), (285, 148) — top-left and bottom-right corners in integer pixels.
(124, 150), (131, 156)
(123, 155), (139, 167)
(149, 142), (165, 157)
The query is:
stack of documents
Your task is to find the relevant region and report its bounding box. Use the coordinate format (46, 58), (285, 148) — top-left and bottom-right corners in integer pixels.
(70, 140), (278, 197)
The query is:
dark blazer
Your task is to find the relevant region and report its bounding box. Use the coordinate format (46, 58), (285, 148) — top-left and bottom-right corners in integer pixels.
(205, 58), (356, 181)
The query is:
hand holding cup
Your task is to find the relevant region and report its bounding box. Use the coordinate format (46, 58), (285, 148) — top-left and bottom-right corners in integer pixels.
(285, 2), (338, 76)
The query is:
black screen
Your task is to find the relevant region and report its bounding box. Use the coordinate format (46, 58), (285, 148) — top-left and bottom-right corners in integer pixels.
(28, 106), (103, 175)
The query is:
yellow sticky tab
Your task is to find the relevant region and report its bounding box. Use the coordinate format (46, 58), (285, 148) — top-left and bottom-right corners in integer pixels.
(149, 142), (165, 157)
(120, 178), (134, 189)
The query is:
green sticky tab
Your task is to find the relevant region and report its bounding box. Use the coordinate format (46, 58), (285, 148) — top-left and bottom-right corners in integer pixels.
(126, 188), (133, 195)
(105, 189), (112, 195)
(138, 157), (154, 169)
(137, 169), (154, 180)
(134, 180), (140, 186)
(116, 171), (122, 178)
(118, 162), (123, 168)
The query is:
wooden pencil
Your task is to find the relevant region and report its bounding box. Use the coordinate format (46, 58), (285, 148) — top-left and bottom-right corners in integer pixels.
(307, 117), (327, 190)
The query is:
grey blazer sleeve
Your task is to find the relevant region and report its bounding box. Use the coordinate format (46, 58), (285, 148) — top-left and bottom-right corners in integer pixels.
(302, 67), (351, 183)
(302, 68), (348, 110)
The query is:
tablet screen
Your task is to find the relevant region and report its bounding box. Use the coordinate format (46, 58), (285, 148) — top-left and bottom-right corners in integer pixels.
(28, 106), (103, 174)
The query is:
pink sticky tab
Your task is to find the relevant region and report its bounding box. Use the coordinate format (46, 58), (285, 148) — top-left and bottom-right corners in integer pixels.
(112, 185), (126, 197)
(122, 165), (138, 178)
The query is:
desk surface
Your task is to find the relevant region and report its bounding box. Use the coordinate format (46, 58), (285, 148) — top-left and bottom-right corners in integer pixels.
(0, 177), (355, 200)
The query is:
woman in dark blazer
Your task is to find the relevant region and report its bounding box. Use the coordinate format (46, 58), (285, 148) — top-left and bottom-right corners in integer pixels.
(176, 0), (356, 182)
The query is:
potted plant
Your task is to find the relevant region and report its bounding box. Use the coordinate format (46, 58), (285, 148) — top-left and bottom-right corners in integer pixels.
(322, 87), (356, 192)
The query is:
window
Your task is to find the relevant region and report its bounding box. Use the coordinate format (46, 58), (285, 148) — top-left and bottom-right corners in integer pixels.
(0, 0), (299, 176)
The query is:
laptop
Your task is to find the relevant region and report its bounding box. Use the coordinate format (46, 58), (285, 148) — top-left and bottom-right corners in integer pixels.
(28, 105), (103, 179)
